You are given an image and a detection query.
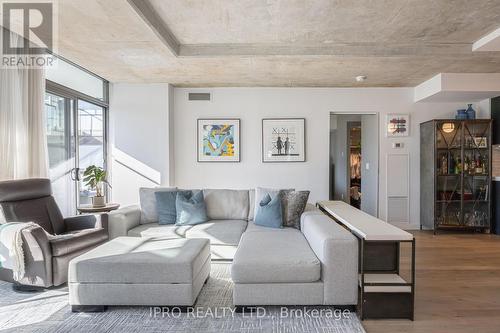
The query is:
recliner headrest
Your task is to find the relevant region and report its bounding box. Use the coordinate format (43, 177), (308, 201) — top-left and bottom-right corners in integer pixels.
(0, 178), (52, 202)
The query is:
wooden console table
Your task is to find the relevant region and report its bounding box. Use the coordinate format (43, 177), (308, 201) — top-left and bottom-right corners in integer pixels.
(317, 201), (415, 320)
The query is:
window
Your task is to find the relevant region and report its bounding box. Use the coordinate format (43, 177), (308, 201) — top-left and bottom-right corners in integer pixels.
(45, 56), (109, 216)
(46, 56), (106, 101)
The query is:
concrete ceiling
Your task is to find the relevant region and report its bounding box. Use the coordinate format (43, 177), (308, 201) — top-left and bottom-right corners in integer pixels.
(56, 0), (500, 87)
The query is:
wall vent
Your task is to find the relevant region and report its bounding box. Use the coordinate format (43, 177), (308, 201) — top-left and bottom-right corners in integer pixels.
(188, 92), (211, 101)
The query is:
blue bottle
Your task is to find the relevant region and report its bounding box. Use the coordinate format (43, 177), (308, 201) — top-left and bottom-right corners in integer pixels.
(466, 104), (476, 119)
(456, 109), (467, 120)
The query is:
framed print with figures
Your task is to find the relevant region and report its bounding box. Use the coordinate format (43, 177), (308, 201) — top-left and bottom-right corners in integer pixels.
(262, 118), (305, 162)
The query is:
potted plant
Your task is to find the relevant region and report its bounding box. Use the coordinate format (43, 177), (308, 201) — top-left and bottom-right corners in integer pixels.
(83, 165), (108, 207)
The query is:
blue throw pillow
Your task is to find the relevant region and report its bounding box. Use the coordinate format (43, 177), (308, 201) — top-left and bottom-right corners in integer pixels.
(175, 190), (208, 226)
(254, 193), (283, 229)
(155, 190), (191, 225)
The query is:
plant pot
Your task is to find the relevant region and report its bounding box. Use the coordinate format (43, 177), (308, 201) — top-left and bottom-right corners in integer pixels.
(92, 196), (106, 208)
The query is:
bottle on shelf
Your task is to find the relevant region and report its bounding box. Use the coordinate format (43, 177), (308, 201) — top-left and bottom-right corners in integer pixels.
(449, 156), (456, 174)
(482, 156), (488, 174)
(441, 154), (448, 175)
(475, 156), (483, 174)
(455, 158), (462, 174)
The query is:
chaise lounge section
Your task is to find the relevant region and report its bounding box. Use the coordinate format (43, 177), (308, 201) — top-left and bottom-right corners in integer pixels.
(232, 209), (358, 306)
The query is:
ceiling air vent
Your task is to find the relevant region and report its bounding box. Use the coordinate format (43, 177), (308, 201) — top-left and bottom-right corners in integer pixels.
(188, 92), (211, 101)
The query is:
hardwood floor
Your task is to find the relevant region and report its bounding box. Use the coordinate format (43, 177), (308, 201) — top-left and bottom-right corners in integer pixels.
(363, 231), (500, 333)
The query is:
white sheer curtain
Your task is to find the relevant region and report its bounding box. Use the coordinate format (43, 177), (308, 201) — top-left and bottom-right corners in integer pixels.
(0, 31), (48, 180)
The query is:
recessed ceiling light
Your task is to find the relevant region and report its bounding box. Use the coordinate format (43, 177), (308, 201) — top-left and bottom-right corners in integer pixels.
(355, 75), (367, 82)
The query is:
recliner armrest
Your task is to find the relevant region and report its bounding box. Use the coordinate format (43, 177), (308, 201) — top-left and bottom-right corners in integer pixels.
(107, 205), (141, 239)
(64, 214), (108, 232)
(19, 225), (53, 287)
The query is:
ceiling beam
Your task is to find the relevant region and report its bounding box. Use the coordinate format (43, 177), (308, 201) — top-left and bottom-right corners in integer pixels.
(127, 0), (180, 56)
(179, 42), (473, 58)
(472, 27), (500, 52)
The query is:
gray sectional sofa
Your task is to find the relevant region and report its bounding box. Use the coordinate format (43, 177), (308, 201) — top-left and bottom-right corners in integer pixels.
(108, 188), (359, 306)
(109, 189), (254, 260)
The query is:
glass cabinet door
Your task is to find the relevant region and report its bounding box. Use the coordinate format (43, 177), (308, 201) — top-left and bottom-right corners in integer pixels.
(434, 120), (491, 229)
(435, 121), (462, 226)
(462, 121), (491, 227)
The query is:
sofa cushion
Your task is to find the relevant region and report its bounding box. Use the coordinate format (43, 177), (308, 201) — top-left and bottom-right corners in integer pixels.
(127, 223), (190, 238)
(155, 190), (191, 225)
(253, 187), (293, 224)
(231, 230), (321, 283)
(248, 189), (255, 221)
(51, 228), (108, 256)
(185, 219), (247, 246)
(175, 191), (208, 226)
(203, 189), (249, 220)
(139, 187), (177, 224)
(254, 194), (283, 229)
(68, 237), (210, 284)
(245, 221), (297, 233)
(282, 190), (310, 229)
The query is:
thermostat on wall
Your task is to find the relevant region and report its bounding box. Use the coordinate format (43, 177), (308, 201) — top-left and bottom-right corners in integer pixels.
(392, 142), (404, 149)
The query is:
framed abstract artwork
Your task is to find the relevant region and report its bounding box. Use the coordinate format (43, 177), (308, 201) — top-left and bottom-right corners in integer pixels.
(197, 119), (240, 162)
(386, 114), (410, 137)
(262, 118), (305, 162)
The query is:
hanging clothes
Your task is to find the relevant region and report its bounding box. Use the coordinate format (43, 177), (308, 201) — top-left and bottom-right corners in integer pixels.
(350, 153), (361, 179)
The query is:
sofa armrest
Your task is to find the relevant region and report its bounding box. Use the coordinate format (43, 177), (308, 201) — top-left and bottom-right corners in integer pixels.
(301, 212), (358, 305)
(107, 205), (141, 239)
(19, 225), (53, 287)
(64, 214), (108, 232)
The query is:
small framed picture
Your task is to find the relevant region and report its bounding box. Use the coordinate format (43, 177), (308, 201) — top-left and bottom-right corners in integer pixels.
(262, 118), (305, 162)
(386, 114), (410, 137)
(197, 119), (240, 162)
(473, 137), (488, 148)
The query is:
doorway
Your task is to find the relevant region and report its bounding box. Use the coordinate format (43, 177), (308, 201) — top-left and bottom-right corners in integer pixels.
(329, 113), (379, 217)
(44, 90), (107, 216)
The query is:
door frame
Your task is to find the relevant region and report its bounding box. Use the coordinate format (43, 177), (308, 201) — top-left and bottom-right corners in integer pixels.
(46, 80), (109, 211)
(329, 112), (380, 217)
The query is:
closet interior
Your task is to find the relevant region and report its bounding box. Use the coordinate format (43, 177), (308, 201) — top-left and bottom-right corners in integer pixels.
(349, 122), (362, 209)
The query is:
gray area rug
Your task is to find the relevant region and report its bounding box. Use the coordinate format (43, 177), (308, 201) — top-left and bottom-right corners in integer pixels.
(0, 263), (366, 333)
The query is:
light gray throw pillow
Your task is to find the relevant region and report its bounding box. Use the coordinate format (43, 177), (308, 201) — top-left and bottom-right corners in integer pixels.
(139, 187), (177, 224)
(282, 190), (310, 229)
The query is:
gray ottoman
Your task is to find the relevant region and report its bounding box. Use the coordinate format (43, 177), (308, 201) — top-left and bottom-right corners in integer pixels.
(68, 237), (210, 311)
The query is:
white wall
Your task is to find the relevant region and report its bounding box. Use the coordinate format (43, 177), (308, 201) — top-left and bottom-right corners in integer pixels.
(110, 83), (174, 206)
(173, 87), (489, 229)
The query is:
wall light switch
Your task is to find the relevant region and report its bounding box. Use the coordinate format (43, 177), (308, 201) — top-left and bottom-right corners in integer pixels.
(392, 142), (404, 149)
(366, 163), (370, 170)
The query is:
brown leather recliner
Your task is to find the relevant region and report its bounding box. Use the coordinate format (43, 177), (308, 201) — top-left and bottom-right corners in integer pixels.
(0, 178), (108, 289)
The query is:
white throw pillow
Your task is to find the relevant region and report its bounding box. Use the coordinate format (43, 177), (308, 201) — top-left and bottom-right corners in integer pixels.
(253, 187), (294, 221)
(139, 187), (177, 224)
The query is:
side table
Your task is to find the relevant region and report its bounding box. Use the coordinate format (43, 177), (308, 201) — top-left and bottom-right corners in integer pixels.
(77, 203), (120, 214)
